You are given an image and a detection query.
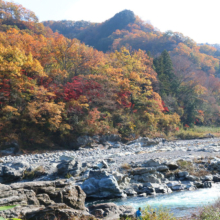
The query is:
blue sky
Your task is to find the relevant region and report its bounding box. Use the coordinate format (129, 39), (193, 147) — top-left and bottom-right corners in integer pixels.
(13, 0), (220, 44)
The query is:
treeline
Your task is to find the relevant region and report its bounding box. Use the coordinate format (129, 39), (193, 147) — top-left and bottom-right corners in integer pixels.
(0, 1), (181, 150)
(1, 1), (220, 150)
(44, 9), (220, 127)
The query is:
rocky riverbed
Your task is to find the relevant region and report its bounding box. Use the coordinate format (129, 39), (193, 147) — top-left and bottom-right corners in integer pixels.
(1, 135), (220, 219)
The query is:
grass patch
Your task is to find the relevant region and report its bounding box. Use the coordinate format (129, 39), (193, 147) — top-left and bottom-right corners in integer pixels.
(0, 205), (22, 220)
(0, 205), (17, 211)
(65, 172), (73, 179)
(175, 126), (220, 140)
(177, 160), (194, 173)
(24, 166), (45, 180)
(175, 130), (204, 140)
(192, 126), (220, 133)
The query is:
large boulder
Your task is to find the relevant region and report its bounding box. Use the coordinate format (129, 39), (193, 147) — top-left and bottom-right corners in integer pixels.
(89, 203), (135, 220)
(141, 159), (161, 167)
(0, 161), (30, 183)
(81, 170), (126, 198)
(131, 171), (163, 184)
(166, 162), (179, 170)
(57, 160), (82, 177)
(128, 137), (160, 147)
(130, 167), (156, 175)
(62, 185), (86, 210)
(77, 135), (94, 147)
(25, 203), (90, 220)
(0, 205), (44, 220)
(209, 158), (220, 171)
(100, 134), (121, 144)
(213, 174), (220, 182)
(0, 180), (88, 219)
(1, 166), (25, 183)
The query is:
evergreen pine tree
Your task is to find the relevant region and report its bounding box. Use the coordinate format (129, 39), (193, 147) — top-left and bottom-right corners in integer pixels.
(154, 50), (178, 98)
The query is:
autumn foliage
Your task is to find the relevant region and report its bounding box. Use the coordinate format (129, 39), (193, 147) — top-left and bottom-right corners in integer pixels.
(2, 1), (220, 150)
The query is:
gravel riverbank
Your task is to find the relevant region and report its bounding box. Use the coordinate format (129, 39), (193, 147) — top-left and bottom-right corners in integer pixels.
(1, 136), (220, 219)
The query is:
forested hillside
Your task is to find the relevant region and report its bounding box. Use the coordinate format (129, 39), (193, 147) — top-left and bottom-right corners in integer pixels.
(44, 9), (220, 128)
(1, 0), (220, 151)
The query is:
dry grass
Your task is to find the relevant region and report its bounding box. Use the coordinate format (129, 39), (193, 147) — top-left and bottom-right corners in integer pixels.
(190, 169), (210, 177)
(189, 198), (220, 219)
(121, 163), (131, 170)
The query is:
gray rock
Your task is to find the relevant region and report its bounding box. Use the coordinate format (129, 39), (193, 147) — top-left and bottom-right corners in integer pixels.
(97, 160), (109, 169)
(25, 203), (90, 220)
(138, 193), (147, 197)
(57, 160), (82, 177)
(109, 143), (122, 149)
(0, 205), (44, 219)
(203, 181), (212, 188)
(128, 137), (160, 147)
(156, 165), (169, 172)
(0, 146), (18, 156)
(124, 188), (137, 196)
(155, 184), (172, 194)
(62, 185), (87, 210)
(89, 203), (122, 219)
(209, 158), (220, 171)
(100, 134), (121, 143)
(37, 194), (55, 206)
(213, 175), (220, 182)
(2, 166), (24, 183)
(59, 155), (75, 161)
(77, 135), (94, 147)
(194, 181), (204, 188)
(202, 175), (213, 182)
(178, 171), (189, 178)
(166, 162), (179, 170)
(142, 159), (161, 167)
(131, 167), (156, 175)
(81, 170), (126, 198)
(186, 175), (200, 181)
(119, 205), (136, 219)
(171, 184), (186, 191)
(166, 181), (181, 188)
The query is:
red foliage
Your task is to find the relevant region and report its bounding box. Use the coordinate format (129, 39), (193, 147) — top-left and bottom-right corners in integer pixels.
(64, 76), (102, 102)
(0, 79), (11, 105)
(162, 101), (169, 113)
(117, 91), (131, 108)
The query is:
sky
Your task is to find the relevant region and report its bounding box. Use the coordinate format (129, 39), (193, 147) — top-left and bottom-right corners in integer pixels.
(12, 0), (220, 44)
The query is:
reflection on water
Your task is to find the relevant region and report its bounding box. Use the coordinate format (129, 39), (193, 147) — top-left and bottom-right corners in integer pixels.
(86, 184), (220, 217)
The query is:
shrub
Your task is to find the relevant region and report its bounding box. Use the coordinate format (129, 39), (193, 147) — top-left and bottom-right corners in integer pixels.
(123, 206), (176, 220)
(191, 199), (220, 219)
(24, 166), (45, 179)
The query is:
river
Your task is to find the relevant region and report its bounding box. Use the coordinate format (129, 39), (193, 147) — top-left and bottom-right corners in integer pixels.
(86, 183), (220, 218)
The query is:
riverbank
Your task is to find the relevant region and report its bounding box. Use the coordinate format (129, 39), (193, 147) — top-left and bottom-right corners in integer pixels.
(1, 136), (220, 219)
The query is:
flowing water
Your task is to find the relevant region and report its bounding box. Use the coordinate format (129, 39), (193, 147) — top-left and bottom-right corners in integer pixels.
(86, 184), (220, 217)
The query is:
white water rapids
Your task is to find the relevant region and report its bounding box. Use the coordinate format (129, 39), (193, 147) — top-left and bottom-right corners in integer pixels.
(87, 184), (220, 217)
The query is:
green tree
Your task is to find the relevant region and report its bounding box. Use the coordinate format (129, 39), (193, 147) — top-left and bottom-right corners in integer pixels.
(154, 50), (178, 97)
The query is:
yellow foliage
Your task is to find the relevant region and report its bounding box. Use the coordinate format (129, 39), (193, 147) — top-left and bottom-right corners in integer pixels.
(2, 105), (20, 116)
(27, 101), (65, 131)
